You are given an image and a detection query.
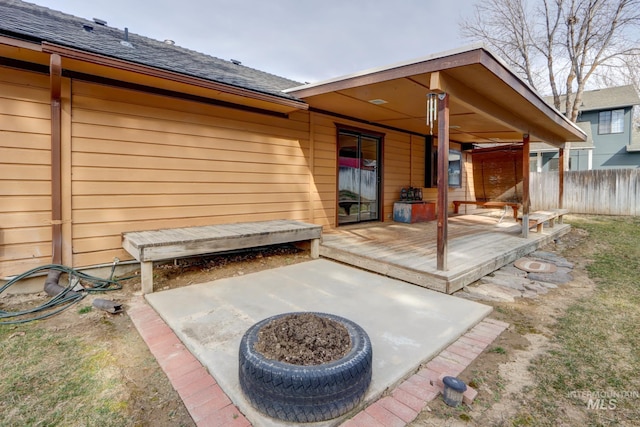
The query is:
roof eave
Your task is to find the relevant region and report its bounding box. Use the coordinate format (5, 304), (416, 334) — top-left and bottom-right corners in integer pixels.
(40, 42), (308, 112)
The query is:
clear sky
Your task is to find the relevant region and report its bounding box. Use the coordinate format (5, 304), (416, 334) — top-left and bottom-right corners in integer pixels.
(26, 0), (473, 84)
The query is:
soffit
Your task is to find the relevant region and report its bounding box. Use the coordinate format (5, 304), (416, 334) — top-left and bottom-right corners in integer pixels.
(288, 47), (586, 146)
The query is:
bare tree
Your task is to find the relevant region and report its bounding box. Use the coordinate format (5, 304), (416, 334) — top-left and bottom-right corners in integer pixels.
(460, 0), (640, 122)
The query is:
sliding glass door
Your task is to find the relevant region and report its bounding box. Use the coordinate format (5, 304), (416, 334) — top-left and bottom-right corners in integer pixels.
(337, 130), (381, 225)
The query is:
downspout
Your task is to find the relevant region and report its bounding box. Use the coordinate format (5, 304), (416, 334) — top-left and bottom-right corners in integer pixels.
(50, 54), (63, 265)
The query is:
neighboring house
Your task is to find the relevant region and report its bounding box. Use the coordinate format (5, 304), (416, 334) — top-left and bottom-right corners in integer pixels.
(531, 85), (640, 171)
(0, 0), (585, 278)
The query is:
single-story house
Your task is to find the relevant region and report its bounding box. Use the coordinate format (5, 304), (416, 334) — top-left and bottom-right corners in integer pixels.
(531, 85), (640, 171)
(1, 0), (586, 283)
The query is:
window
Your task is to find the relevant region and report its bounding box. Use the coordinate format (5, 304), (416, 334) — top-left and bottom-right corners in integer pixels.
(424, 139), (462, 188)
(598, 109), (624, 134)
(448, 150), (462, 187)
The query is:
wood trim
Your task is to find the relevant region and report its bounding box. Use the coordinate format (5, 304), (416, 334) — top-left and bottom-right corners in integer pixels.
(64, 70), (291, 119)
(335, 125), (385, 225)
(50, 53), (63, 264)
(61, 77), (73, 266)
(308, 112), (316, 223)
(478, 50), (585, 141)
(310, 107), (427, 137)
(287, 49), (483, 98)
(431, 71), (567, 145)
(0, 34), (43, 51)
(41, 42), (308, 111)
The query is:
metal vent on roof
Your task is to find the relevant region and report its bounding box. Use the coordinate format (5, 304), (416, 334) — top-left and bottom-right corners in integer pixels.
(230, 59), (242, 65)
(164, 39), (175, 45)
(93, 18), (107, 26)
(83, 24), (94, 32)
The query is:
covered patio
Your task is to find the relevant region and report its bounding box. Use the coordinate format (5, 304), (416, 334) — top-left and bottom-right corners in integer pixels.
(287, 44), (586, 276)
(320, 212), (570, 294)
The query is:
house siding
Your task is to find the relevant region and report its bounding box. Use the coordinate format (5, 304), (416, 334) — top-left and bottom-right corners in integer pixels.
(68, 81), (314, 267)
(309, 111), (474, 226)
(1, 67), (476, 276)
(535, 106), (640, 172)
(0, 66), (52, 277)
(579, 108), (640, 169)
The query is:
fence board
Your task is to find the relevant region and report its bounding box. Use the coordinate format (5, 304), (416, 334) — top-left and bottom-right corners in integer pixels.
(530, 170), (639, 216)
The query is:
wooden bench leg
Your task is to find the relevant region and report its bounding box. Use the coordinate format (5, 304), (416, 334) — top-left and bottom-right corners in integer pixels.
(549, 217), (556, 228)
(536, 223), (544, 233)
(310, 238), (320, 259)
(140, 261), (154, 294)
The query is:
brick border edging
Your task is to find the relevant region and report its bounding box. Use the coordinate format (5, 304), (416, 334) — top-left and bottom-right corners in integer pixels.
(127, 297), (250, 427)
(341, 318), (510, 427)
(127, 296), (508, 427)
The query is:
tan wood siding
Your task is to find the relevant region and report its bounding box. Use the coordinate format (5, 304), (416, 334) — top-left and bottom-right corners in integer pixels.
(0, 67), (52, 276)
(307, 112), (476, 228)
(70, 82), (311, 266)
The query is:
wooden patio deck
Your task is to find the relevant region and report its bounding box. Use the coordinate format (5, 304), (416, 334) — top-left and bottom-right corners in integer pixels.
(320, 214), (570, 294)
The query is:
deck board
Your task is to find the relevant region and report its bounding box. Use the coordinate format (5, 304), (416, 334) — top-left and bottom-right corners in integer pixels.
(320, 215), (570, 294)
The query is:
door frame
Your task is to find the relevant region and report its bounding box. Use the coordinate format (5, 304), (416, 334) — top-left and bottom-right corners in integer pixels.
(335, 125), (384, 225)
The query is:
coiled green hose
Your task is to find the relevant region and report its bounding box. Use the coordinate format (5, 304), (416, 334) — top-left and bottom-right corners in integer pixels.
(0, 263), (123, 325)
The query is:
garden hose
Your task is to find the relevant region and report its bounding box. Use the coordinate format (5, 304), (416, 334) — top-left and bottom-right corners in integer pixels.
(0, 263), (123, 325)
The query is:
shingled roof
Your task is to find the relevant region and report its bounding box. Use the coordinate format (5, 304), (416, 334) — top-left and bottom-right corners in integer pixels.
(0, 0), (302, 100)
(545, 85), (640, 114)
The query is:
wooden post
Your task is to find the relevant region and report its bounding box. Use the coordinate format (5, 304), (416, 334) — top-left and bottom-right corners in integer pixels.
(559, 147), (565, 209)
(50, 54), (63, 265)
(522, 134), (530, 238)
(436, 93), (449, 271)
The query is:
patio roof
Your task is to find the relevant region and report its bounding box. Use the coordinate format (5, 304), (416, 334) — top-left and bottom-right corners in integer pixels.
(286, 44), (587, 147)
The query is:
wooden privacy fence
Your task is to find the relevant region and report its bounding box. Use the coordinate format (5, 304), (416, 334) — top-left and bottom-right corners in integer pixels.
(530, 169), (640, 216)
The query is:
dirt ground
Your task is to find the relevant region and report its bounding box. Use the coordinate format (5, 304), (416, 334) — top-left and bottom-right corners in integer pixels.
(1, 245), (310, 427)
(411, 227), (594, 426)
(2, 226), (593, 426)
(255, 313), (351, 365)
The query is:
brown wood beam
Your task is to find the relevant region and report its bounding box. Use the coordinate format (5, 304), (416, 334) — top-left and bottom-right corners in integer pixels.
(559, 147), (565, 209)
(522, 134), (530, 238)
(437, 93), (450, 271)
(430, 71), (566, 146)
(50, 53), (62, 265)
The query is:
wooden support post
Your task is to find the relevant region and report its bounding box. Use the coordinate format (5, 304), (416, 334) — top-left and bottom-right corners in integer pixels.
(50, 54), (63, 265)
(141, 261), (154, 294)
(559, 147), (565, 211)
(436, 93), (449, 271)
(310, 238), (320, 259)
(522, 134), (530, 238)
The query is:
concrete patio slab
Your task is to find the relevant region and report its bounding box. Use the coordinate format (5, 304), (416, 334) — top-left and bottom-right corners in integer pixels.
(145, 259), (492, 426)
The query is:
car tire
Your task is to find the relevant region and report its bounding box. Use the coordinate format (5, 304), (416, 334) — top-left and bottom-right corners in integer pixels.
(238, 312), (372, 423)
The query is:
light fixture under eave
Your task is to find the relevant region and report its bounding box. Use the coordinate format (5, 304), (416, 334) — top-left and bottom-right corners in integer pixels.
(368, 99), (388, 105)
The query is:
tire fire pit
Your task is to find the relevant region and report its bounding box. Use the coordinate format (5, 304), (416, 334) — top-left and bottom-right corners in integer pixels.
(238, 312), (372, 423)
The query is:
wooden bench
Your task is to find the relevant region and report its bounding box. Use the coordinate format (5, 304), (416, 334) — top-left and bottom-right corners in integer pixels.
(122, 219), (322, 294)
(517, 209), (569, 233)
(453, 201), (521, 219)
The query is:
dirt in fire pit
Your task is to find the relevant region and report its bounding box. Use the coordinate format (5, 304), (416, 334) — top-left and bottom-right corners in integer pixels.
(254, 313), (352, 365)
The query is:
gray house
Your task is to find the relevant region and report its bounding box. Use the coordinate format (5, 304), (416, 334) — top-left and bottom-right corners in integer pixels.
(531, 85), (640, 171)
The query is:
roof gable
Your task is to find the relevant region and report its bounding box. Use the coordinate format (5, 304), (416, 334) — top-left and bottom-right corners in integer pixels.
(545, 85), (640, 113)
(0, 0), (301, 100)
